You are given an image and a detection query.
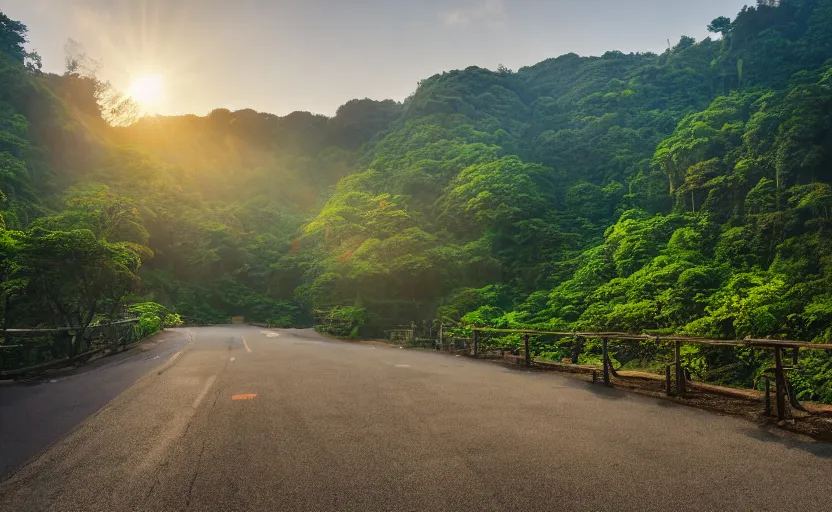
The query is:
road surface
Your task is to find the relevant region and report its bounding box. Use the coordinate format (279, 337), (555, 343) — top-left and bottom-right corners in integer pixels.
(1, 325), (829, 511)
(0, 329), (191, 477)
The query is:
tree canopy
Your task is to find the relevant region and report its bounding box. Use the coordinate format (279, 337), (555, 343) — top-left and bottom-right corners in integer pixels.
(2, 0), (832, 398)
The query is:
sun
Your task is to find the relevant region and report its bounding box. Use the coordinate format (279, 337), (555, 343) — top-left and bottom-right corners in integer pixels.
(128, 74), (164, 107)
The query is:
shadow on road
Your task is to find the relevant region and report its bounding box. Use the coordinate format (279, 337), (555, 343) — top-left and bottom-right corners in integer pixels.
(742, 428), (832, 459)
(579, 382), (629, 400)
(548, 374), (629, 400)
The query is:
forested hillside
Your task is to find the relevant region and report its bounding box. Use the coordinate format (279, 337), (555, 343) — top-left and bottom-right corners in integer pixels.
(2, 1), (832, 397)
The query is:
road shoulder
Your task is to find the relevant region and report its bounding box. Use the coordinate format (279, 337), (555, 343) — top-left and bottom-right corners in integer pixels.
(0, 329), (192, 480)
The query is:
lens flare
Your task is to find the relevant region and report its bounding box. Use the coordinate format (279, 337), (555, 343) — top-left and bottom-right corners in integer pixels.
(128, 74), (164, 106)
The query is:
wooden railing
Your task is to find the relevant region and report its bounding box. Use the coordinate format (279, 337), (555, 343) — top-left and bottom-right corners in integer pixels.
(469, 327), (832, 421)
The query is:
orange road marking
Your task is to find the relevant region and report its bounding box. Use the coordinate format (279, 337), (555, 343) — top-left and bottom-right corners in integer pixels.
(232, 394), (257, 400)
(241, 336), (252, 353)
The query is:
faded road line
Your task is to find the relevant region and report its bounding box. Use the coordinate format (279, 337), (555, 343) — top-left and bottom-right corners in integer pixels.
(192, 376), (217, 409)
(241, 336), (253, 353)
(156, 341), (190, 376)
(137, 374), (217, 475)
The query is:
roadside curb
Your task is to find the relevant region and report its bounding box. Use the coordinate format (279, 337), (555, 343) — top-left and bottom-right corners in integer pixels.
(156, 331), (194, 376)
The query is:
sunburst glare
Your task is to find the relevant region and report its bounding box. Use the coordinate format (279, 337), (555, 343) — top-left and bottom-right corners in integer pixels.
(128, 74), (164, 107)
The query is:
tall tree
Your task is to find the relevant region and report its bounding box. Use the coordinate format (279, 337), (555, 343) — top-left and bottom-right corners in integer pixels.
(707, 16), (732, 36)
(0, 11), (27, 63)
(7, 229), (140, 355)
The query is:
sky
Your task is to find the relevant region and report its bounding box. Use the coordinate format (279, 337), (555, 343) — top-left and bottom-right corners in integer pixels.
(0, 0), (752, 117)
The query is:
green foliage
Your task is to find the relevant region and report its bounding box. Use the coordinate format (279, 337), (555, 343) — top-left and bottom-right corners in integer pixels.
(2, 226), (141, 359)
(2, 3), (832, 399)
(708, 17), (732, 36)
(164, 312), (183, 327)
(134, 311), (162, 339)
(0, 11), (27, 63)
(129, 301), (180, 333)
(314, 306), (367, 338)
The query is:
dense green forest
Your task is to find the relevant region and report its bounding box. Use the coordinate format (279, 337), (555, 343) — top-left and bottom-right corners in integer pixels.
(2, 1), (832, 398)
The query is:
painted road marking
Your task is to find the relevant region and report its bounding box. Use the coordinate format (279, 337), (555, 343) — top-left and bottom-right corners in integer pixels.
(232, 394), (257, 400)
(395, 365), (411, 368)
(192, 376), (217, 408)
(260, 330), (279, 338)
(157, 346), (188, 375)
(230, 357), (235, 362)
(241, 336), (252, 353)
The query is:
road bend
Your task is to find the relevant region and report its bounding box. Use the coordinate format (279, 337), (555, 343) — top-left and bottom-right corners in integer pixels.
(0, 325), (829, 511)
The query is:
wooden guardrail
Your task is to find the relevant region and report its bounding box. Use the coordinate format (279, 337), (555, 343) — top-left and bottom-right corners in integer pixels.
(469, 327), (832, 421)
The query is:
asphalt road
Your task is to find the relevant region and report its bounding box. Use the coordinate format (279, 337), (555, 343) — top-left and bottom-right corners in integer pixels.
(0, 329), (191, 478)
(1, 325), (830, 511)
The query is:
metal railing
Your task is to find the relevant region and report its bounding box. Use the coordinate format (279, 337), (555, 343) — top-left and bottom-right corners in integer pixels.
(0, 319), (139, 377)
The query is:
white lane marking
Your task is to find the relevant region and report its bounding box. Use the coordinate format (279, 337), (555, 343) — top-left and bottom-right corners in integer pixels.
(395, 365), (410, 368)
(260, 330), (279, 338)
(230, 357), (235, 362)
(192, 375), (217, 409)
(241, 336), (253, 353)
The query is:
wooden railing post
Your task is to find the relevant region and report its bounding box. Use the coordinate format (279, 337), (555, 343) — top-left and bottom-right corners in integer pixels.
(764, 377), (772, 416)
(472, 330), (478, 358)
(439, 323), (444, 351)
(524, 334), (531, 368)
(571, 336), (583, 364)
(675, 341), (686, 397)
(774, 348), (786, 421)
(665, 365), (672, 396)
(602, 338), (611, 387)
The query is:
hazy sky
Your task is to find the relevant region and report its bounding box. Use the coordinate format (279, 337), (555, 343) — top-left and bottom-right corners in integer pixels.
(0, 0), (751, 117)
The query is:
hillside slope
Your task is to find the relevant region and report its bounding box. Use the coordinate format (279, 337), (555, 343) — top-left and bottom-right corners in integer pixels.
(2, 0), (832, 398)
